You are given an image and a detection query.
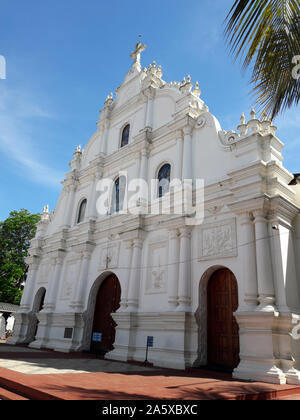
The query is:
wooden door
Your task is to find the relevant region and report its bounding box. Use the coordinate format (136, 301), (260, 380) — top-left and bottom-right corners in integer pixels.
(91, 274), (121, 354)
(207, 269), (240, 371)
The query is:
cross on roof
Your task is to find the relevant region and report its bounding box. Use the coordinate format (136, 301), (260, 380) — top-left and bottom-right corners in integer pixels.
(130, 42), (146, 71)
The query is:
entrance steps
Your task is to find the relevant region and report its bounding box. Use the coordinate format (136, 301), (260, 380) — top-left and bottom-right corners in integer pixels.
(0, 386), (29, 400)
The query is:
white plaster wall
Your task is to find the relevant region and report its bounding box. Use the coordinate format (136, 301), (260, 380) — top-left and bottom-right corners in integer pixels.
(152, 95), (175, 130)
(192, 121), (236, 183)
(81, 132), (102, 166)
(46, 191), (67, 236)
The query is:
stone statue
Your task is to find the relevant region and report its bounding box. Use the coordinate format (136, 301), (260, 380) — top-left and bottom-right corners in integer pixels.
(43, 205), (49, 214)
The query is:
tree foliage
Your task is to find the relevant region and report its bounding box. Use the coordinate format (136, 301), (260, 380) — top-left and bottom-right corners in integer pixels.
(0, 209), (40, 305)
(225, 0), (300, 118)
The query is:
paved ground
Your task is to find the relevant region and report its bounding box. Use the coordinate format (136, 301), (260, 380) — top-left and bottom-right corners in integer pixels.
(0, 344), (43, 353)
(0, 357), (155, 375)
(1, 343), (300, 400)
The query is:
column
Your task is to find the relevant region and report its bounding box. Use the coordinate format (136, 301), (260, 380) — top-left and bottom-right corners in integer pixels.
(253, 211), (275, 311)
(168, 229), (180, 309)
(88, 171), (102, 221)
(20, 261), (40, 312)
(44, 254), (65, 312)
(100, 123), (109, 155)
(238, 212), (258, 310)
(73, 251), (92, 311)
(139, 148), (149, 207)
(145, 89), (155, 129)
(126, 239), (143, 311)
(269, 207), (300, 313)
(62, 184), (76, 229)
(177, 227), (192, 312)
(182, 126), (193, 181)
(70, 254), (83, 310)
(98, 126), (105, 155)
(120, 241), (133, 311)
(175, 130), (183, 181)
(139, 148), (148, 181)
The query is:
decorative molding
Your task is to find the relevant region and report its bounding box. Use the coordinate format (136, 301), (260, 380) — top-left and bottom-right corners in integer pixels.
(195, 111), (213, 130)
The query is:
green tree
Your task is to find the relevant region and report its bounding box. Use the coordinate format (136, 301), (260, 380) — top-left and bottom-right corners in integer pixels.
(0, 209), (40, 305)
(225, 0), (300, 118)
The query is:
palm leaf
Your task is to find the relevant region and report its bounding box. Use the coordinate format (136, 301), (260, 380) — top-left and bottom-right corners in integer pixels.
(225, 0), (300, 118)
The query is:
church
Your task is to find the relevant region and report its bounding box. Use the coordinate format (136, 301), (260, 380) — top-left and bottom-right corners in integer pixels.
(9, 43), (300, 385)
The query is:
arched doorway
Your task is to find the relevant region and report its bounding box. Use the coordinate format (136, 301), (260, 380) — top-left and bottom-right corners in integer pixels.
(33, 288), (46, 340)
(23, 287), (46, 344)
(90, 274), (121, 355)
(207, 268), (240, 372)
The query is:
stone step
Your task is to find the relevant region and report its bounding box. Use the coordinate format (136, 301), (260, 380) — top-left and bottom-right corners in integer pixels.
(0, 375), (61, 400)
(0, 386), (29, 400)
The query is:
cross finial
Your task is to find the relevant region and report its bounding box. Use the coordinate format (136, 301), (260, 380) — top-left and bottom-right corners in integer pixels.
(130, 41), (146, 71)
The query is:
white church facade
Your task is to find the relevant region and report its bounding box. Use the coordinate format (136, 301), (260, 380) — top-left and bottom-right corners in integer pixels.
(9, 44), (300, 385)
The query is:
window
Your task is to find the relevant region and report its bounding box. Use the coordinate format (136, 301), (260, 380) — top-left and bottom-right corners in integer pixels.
(157, 164), (171, 198)
(77, 199), (87, 224)
(111, 176), (127, 214)
(120, 124), (130, 148)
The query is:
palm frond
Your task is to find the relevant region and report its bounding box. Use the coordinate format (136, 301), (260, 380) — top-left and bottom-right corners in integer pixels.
(225, 0), (300, 118)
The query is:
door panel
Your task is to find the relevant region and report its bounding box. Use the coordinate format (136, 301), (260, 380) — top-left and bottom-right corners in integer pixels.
(91, 274), (121, 354)
(207, 269), (240, 371)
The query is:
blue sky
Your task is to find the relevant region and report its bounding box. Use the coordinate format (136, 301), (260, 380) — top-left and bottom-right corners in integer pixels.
(0, 0), (299, 220)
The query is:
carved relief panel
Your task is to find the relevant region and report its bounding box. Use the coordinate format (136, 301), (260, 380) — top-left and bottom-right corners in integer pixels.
(146, 240), (168, 294)
(198, 219), (237, 261)
(60, 258), (78, 301)
(99, 242), (120, 270)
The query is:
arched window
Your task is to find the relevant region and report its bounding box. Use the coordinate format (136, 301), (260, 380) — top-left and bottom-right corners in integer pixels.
(157, 164), (171, 198)
(77, 199), (87, 224)
(111, 176), (127, 214)
(120, 124), (130, 148)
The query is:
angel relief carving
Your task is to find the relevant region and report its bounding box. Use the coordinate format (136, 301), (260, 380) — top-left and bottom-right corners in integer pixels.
(146, 242), (167, 294)
(151, 256), (165, 290)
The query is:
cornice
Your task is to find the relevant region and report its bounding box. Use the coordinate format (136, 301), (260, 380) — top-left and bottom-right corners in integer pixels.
(269, 195), (300, 225)
(71, 240), (96, 255)
(167, 114), (197, 132)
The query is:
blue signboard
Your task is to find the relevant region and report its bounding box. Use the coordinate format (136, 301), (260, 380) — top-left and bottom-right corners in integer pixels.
(92, 332), (102, 343)
(147, 336), (154, 347)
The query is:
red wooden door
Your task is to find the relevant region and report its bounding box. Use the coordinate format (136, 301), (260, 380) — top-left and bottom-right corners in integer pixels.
(91, 274), (121, 354)
(207, 269), (240, 371)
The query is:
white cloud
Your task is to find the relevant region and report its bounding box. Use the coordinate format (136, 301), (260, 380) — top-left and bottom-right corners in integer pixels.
(0, 85), (63, 188)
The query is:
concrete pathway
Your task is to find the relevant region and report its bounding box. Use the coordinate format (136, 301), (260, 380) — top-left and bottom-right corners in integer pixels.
(0, 357), (155, 375)
(0, 343), (154, 375)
